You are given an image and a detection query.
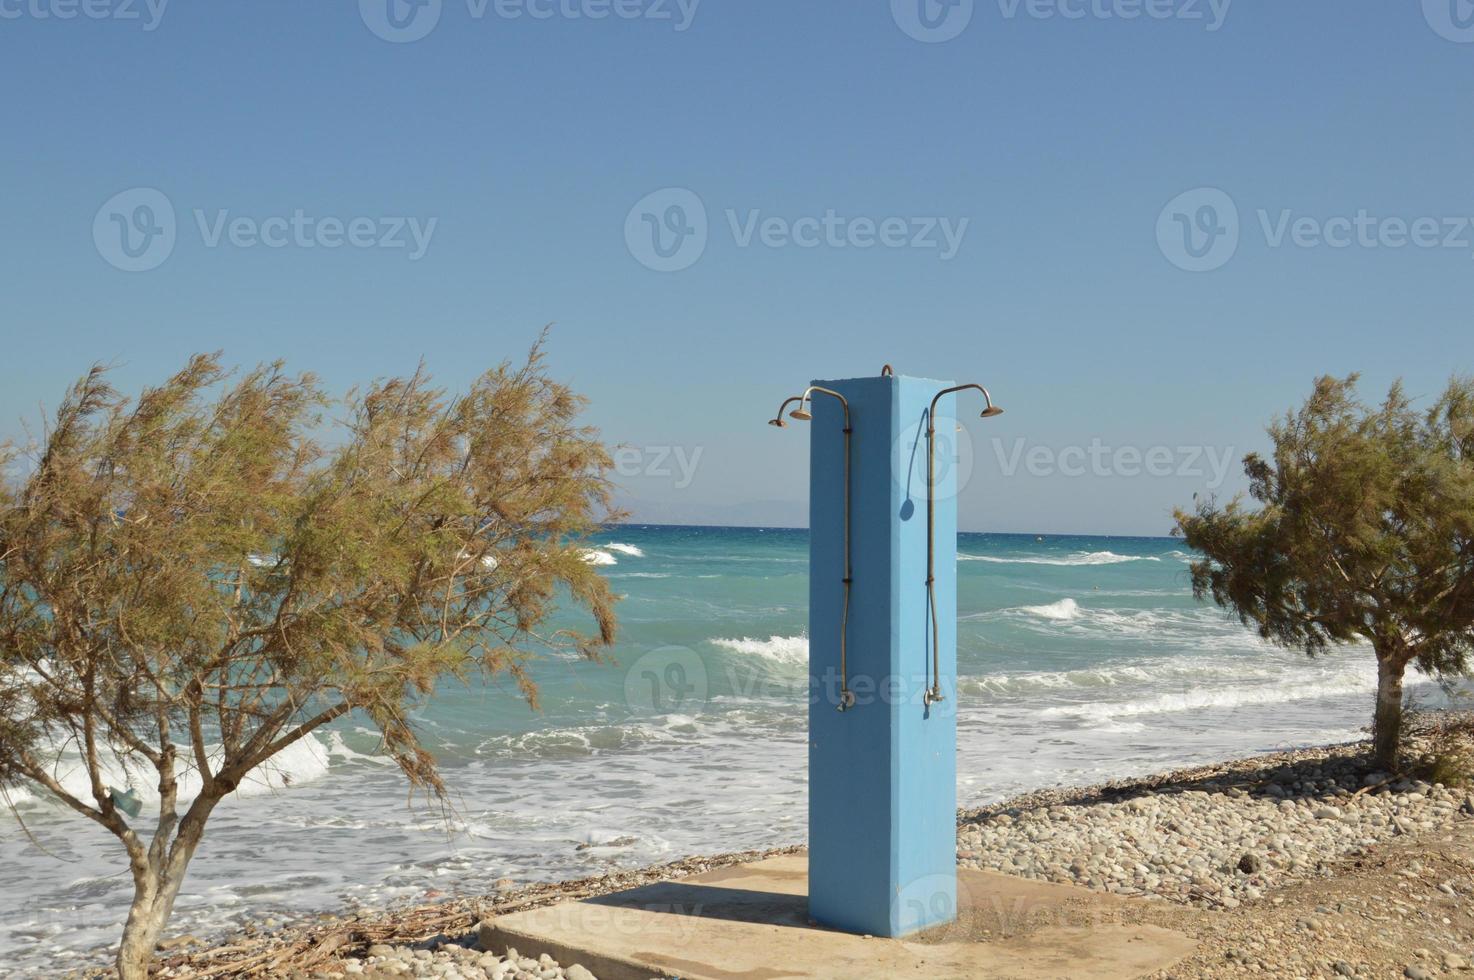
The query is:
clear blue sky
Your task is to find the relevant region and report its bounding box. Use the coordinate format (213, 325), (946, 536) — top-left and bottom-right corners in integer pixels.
(2, 1), (1471, 535)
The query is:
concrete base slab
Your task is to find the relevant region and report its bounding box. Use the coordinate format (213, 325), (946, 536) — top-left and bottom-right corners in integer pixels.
(478, 856), (1197, 980)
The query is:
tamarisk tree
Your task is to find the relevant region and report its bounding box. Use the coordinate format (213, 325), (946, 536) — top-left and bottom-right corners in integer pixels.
(1175, 374), (1474, 770)
(0, 343), (618, 979)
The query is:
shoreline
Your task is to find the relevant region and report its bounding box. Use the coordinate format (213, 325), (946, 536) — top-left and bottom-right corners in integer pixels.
(87, 710), (1473, 979)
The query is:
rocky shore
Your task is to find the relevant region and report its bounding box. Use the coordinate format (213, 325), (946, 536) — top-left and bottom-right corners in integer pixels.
(82, 716), (1474, 979)
(957, 737), (1473, 909)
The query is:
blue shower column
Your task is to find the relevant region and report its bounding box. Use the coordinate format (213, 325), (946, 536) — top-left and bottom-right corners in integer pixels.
(807, 373), (958, 937)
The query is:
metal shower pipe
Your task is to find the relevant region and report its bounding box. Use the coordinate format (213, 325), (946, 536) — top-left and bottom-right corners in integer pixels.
(769, 386), (855, 711)
(924, 383), (1003, 707)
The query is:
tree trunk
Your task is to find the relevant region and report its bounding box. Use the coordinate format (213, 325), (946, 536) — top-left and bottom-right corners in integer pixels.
(1372, 654), (1407, 771)
(115, 815), (207, 979)
(116, 872), (168, 980)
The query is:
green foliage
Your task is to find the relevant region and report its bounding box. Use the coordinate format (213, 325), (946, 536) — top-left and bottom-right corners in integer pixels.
(1176, 375), (1474, 670)
(1174, 374), (1474, 764)
(0, 339), (620, 975)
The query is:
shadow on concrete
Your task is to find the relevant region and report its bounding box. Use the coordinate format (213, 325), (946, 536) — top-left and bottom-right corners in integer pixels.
(583, 878), (813, 930)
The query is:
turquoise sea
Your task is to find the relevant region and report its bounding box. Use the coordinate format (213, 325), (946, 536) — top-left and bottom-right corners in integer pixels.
(0, 525), (1445, 974)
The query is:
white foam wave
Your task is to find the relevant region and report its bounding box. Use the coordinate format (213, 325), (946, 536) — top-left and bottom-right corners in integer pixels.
(961, 651), (1369, 698)
(477, 724), (661, 760)
(616, 572), (669, 579)
(323, 731), (395, 768)
(605, 543), (645, 557)
(582, 549), (617, 566)
(710, 635), (809, 664)
(1038, 662), (1379, 722)
(972, 601), (1279, 651)
(475, 710), (790, 762)
(959, 551), (1161, 567)
(1019, 598), (1080, 620)
(12, 731), (338, 813)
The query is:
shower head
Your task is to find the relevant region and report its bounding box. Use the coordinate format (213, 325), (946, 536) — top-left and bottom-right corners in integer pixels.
(790, 386), (848, 425)
(972, 385), (1004, 419)
(767, 396), (804, 429)
(929, 384), (1003, 432)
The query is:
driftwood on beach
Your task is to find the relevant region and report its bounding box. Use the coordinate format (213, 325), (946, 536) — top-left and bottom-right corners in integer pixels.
(125, 845), (803, 979)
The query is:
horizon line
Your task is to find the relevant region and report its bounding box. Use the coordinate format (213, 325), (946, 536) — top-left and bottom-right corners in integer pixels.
(601, 520), (1180, 541)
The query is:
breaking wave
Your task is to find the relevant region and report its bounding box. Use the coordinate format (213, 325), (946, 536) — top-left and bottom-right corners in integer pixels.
(9, 731), (343, 814)
(1018, 598), (1080, 620)
(958, 551), (1161, 567)
(710, 634), (809, 665)
(1037, 663), (1381, 721)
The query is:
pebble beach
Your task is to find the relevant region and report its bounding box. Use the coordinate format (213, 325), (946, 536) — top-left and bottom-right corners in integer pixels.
(957, 736), (1470, 909)
(123, 713), (1474, 980)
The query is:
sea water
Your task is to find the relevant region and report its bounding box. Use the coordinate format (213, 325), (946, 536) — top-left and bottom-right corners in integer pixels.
(0, 526), (1451, 973)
